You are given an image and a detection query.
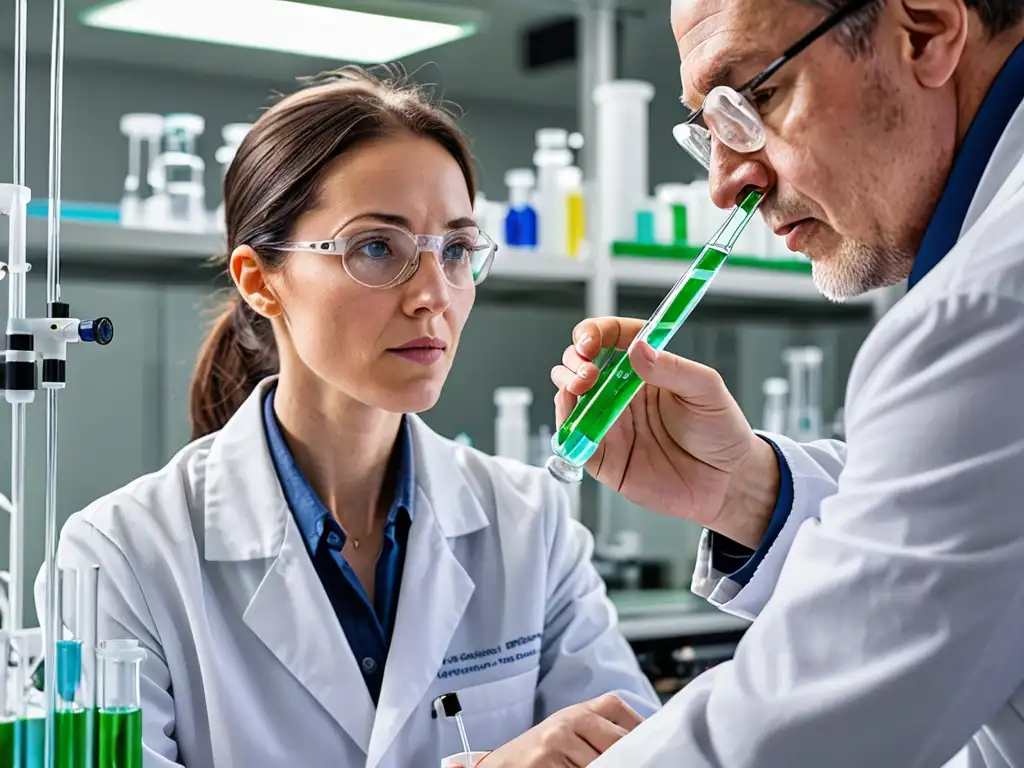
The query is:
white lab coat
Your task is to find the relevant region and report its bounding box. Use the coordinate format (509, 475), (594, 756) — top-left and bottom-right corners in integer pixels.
(43, 378), (658, 768)
(593, 100), (1024, 765)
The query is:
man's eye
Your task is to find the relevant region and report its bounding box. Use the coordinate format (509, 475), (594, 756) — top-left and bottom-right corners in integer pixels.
(751, 88), (776, 112)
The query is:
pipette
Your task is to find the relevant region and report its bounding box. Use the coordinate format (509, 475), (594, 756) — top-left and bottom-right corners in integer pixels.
(433, 692), (473, 765)
(546, 190), (764, 483)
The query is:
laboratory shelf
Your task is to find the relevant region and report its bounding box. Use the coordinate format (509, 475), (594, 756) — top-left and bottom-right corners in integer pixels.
(3, 218), (592, 284)
(609, 589), (750, 642)
(612, 241), (813, 274)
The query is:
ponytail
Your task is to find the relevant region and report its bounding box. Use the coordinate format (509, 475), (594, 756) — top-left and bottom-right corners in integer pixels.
(189, 294), (279, 440)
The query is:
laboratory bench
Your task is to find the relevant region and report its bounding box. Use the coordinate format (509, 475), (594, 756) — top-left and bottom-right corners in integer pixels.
(609, 588), (749, 649)
(609, 589), (750, 701)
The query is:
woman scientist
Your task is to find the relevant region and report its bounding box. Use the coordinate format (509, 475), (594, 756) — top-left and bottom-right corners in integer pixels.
(48, 67), (658, 767)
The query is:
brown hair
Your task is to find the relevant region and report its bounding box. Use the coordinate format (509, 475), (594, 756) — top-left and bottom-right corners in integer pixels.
(189, 66), (478, 440)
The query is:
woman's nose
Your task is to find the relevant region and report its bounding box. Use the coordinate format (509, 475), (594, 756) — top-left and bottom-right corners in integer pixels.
(403, 252), (451, 315)
(708, 142), (772, 210)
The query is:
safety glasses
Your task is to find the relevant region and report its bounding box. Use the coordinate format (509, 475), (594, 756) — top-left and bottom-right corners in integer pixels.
(673, 0), (879, 169)
(265, 225), (498, 290)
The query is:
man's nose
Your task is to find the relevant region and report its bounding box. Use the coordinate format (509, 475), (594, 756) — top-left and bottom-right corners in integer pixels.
(708, 142), (772, 210)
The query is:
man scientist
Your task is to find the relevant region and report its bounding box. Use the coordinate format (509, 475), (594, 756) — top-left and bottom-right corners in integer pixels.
(546, 0), (1024, 765)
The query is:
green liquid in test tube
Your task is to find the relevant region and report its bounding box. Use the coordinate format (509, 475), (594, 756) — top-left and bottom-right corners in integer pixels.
(546, 190), (764, 483)
(96, 640), (147, 768)
(97, 708), (142, 768)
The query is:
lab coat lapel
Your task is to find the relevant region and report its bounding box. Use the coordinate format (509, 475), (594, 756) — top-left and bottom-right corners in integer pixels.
(243, 520), (376, 755)
(205, 378), (375, 754)
(365, 417), (489, 768)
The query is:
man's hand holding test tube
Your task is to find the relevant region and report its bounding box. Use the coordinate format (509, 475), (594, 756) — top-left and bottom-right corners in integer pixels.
(549, 190), (782, 551)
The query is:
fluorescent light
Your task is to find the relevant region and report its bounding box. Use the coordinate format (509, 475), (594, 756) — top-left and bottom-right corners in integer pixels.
(80, 0), (479, 63)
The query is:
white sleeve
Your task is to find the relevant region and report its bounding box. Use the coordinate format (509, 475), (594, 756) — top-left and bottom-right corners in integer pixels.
(38, 513), (184, 767)
(534, 480), (661, 720)
(596, 291), (1024, 767)
(692, 435), (848, 619)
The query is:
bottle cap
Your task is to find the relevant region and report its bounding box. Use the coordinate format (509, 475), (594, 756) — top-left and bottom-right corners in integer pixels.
(433, 692), (462, 719)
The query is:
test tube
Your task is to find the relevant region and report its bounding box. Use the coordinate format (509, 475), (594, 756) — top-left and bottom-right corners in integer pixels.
(96, 640), (146, 768)
(53, 568), (88, 768)
(546, 190), (764, 483)
(0, 631), (14, 764)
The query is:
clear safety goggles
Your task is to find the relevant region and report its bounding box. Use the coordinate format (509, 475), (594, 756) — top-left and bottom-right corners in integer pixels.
(673, 0), (878, 170)
(265, 226), (497, 290)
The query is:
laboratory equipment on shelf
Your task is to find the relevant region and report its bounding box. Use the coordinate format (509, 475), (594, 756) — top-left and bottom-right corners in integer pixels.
(593, 80), (655, 242)
(118, 113), (164, 228)
(534, 128), (573, 254)
(494, 387), (533, 464)
(560, 166), (586, 257)
(148, 113), (206, 232)
(213, 123), (252, 231)
(503, 169), (538, 248)
(96, 640), (146, 767)
(546, 190), (764, 483)
(654, 183), (690, 245)
(783, 346), (824, 442)
(761, 377), (789, 434)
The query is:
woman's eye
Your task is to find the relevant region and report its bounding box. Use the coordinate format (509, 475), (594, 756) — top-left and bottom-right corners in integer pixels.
(442, 242), (471, 261)
(358, 240), (392, 259)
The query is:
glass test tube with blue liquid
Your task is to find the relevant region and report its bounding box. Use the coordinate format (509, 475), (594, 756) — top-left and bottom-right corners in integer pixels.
(546, 190), (764, 483)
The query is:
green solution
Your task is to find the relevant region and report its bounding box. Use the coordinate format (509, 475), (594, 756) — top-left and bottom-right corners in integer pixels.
(54, 708), (88, 768)
(97, 707), (142, 768)
(0, 718), (15, 767)
(546, 190), (764, 483)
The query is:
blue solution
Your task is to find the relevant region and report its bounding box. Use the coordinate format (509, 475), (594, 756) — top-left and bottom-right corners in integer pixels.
(16, 715), (45, 768)
(27, 199), (121, 224)
(635, 210), (656, 244)
(505, 205), (538, 248)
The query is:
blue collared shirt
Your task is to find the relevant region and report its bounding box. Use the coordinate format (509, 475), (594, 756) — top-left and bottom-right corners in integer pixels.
(713, 39), (1024, 583)
(263, 386), (415, 704)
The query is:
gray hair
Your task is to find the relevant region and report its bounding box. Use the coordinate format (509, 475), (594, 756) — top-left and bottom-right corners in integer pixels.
(799, 0), (1024, 53)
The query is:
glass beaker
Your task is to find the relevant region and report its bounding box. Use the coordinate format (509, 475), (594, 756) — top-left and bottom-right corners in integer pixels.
(783, 346), (824, 442)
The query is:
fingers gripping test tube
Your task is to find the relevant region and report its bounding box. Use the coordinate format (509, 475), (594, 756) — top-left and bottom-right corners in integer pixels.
(546, 191), (765, 483)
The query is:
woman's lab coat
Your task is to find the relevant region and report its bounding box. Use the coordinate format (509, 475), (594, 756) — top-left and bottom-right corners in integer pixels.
(44, 378), (658, 768)
(592, 85), (1024, 767)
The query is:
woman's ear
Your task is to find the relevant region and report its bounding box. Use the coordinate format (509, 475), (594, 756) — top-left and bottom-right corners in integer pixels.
(229, 245), (283, 319)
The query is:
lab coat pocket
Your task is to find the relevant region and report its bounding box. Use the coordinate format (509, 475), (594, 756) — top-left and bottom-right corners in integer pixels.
(441, 666), (540, 754)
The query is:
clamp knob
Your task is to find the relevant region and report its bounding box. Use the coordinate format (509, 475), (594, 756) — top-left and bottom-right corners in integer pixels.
(78, 317), (113, 345)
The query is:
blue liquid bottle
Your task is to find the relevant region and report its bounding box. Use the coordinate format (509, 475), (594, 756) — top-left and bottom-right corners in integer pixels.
(504, 168), (538, 248)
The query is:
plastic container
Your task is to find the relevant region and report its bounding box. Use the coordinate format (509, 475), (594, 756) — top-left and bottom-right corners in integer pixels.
(494, 387), (533, 463)
(118, 113), (164, 228)
(783, 346), (824, 442)
(761, 377), (789, 434)
(685, 180), (712, 243)
(560, 166), (586, 257)
(213, 123), (252, 231)
(148, 113), (206, 232)
(504, 169), (538, 249)
(441, 752), (489, 767)
(654, 183), (690, 245)
(593, 80), (655, 242)
(534, 128), (574, 254)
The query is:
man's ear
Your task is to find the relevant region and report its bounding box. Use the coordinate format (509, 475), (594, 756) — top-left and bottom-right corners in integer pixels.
(896, 0), (968, 88)
(229, 245), (283, 319)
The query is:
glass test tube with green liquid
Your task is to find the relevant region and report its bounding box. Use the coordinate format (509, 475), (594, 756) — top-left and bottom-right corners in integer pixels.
(55, 639), (88, 768)
(96, 640), (146, 768)
(546, 190), (764, 483)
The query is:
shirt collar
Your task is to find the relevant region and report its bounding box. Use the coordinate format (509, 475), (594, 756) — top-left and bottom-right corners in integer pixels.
(262, 385), (415, 555)
(908, 40), (1024, 290)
